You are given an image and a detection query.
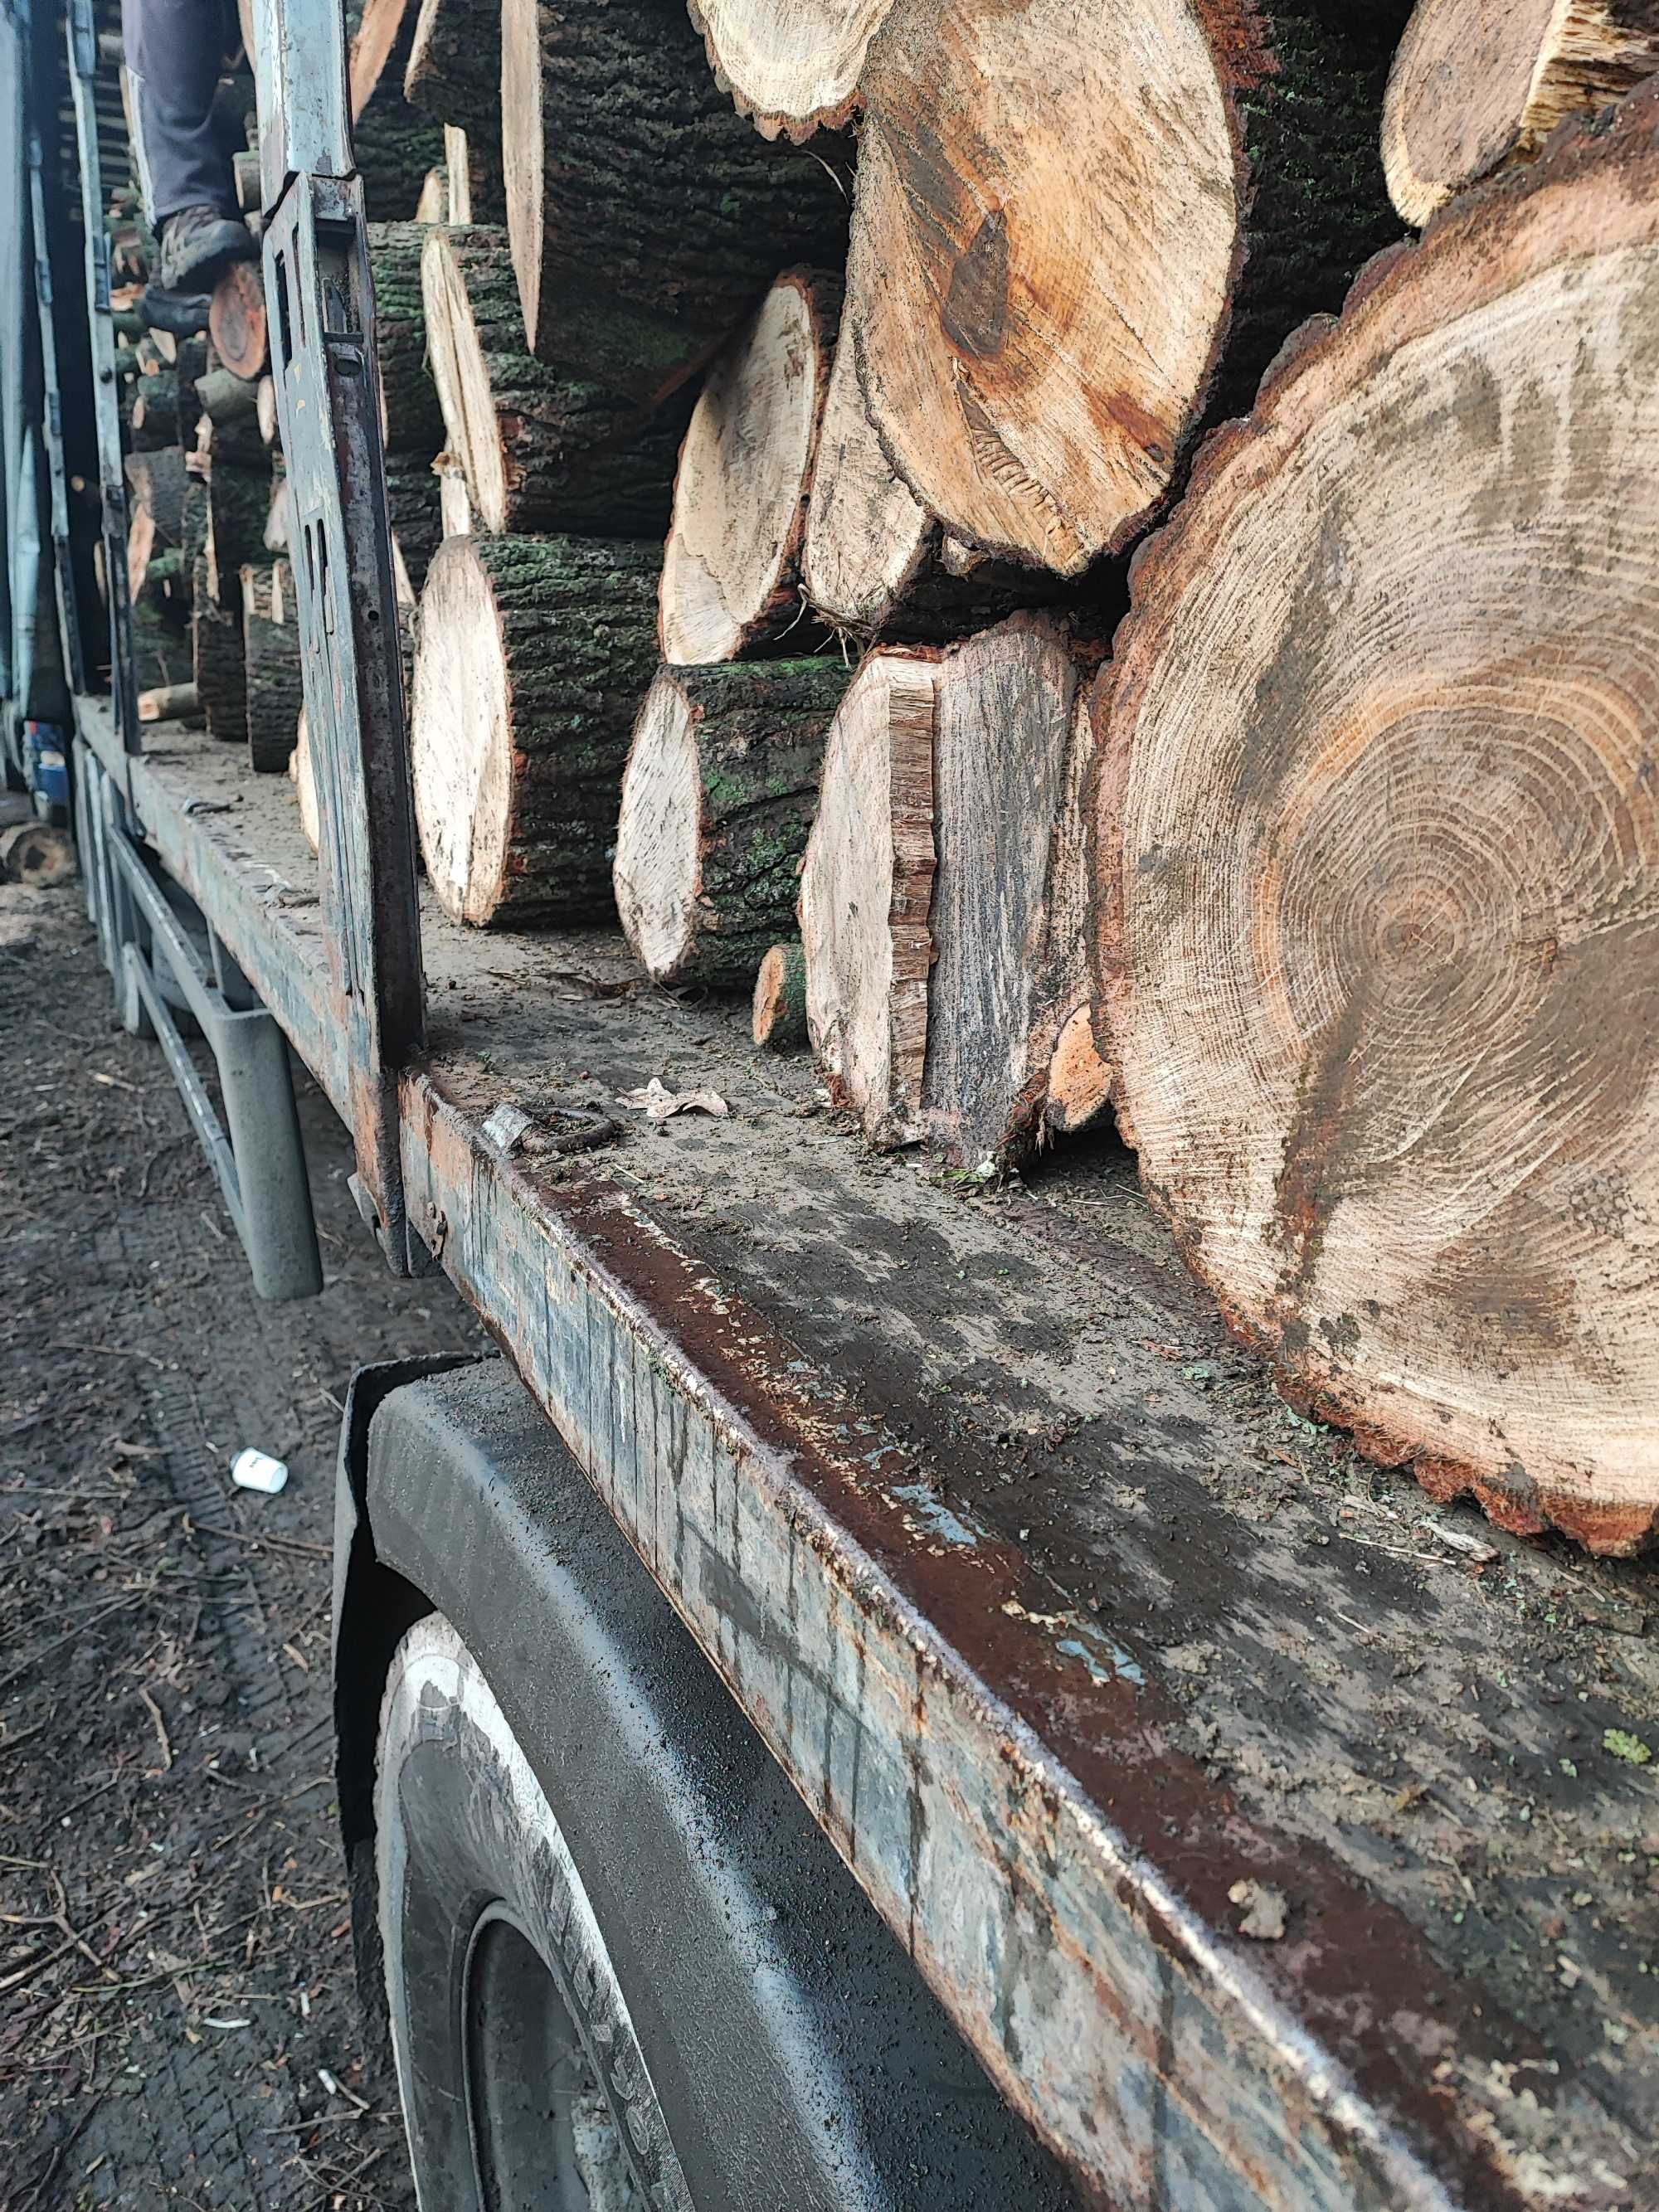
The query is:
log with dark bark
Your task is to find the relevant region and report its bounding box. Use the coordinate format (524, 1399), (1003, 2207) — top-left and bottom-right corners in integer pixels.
(131, 544), (187, 618)
(1094, 94), (1659, 1554)
(845, 0), (1410, 576)
(686, 0), (893, 140)
(208, 260), (269, 381)
(241, 562), (305, 772)
(411, 534), (660, 925)
(194, 365), (265, 464)
(191, 553), (247, 739)
(499, 0), (849, 400)
(1383, 0), (1659, 225)
(659, 270), (837, 664)
(203, 459), (273, 603)
(348, 0), (417, 114)
(367, 221), (445, 453)
(802, 323), (1055, 643)
(383, 450), (444, 593)
(420, 225), (689, 537)
(751, 941), (808, 1048)
(130, 601), (192, 696)
(797, 648), (937, 1145)
(405, 0), (500, 135)
(124, 447), (189, 545)
(138, 683), (202, 723)
(614, 659), (849, 988)
(348, 0), (447, 218)
(921, 615), (1099, 1172)
(129, 367), (182, 450)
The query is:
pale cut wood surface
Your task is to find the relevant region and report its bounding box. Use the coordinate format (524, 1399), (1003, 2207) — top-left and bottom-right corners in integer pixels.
(686, 0), (894, 139)
(1098, 97), (1659, 1553)
(659, 270), (837, 664)
(752, 941), (808, 1048)
(1383, 0), (1659, 226)
(800, 319), (928, 634)
(799, 649), (938, 1145)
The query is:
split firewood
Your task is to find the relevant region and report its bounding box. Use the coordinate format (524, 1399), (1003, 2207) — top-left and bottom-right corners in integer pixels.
(411, 534), (660, 926)
(1095, 91), (1659, 1555)
(124, 447), (189, 546)
(614, 659), (849, 989)
(752, 941), (808, 1049)
(1383, 0), (1659, 226)
(499, 0), (849, 398)
(190, 554), (247, 739)
(256, 376), (280, 448)
(797, 648), (938, 1145)
(922, 615), (1100, 1172)
(845, 0), (1408, 576)
(241, 562), (305, 772)
(801, 325), (1051, 644)
(686, 0), (893, 140)
(421, 226), (688, 537)
(367, 221), (445, 453)
(208, 260), (268, 380)
(138, 682), (202, 724)
(659, 269), (838, 664)
(291, 707), (321, 853)
(348, 0), (446, 220)
(434, 451), (471, 536)
(195, 365), (265, 464)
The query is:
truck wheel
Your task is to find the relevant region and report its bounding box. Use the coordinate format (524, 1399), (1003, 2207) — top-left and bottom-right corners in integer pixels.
(376, 1611), (693, 2212)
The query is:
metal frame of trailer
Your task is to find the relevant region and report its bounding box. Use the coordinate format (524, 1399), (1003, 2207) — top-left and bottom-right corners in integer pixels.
(56, 2), (1653, 2206)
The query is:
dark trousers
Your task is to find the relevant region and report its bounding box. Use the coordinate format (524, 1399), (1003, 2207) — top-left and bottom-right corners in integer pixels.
(121, 0), (236, 225)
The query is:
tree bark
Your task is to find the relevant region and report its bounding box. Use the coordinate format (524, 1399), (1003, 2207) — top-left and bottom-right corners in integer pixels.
(191, 553), (247, 739)
(129, 367), (182, 450)
(802, 323), (1057, 643)
(203, 459), (273, 604)
(208, 260), (269, 381)
(349, 0), (418, 115)
(411, 533), (661, 926)
(367, 221), (446, 454)
(384, 450), (444, 594)
(751, 941), (809, 1048)
(1382, 0), (1659, 226)
(614, 659), (849, 988)
(921, 614), (1099, 1172)
(1095, 90), (1659, 1555)
(348, 0), (448, 219)
(499, 0), (849, 401)
(194, 365), (265, 464)
(798, 647), (937, 1146)
(241, 562), (305, 773)
(659, 269), (838, 664)
(685, 0), (893, 140)
(131, 601), (192, 696)
(124, 447), (189, 545)
(846, 0), (1410, 576)
(421, 225), (689, 537)
(405, 0), (501, 135)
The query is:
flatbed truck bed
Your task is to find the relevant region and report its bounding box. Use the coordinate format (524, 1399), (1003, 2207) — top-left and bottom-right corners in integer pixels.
(76, 697), (1657, 2209)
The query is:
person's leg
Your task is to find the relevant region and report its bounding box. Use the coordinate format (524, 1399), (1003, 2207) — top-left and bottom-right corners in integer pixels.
(121, 0), (234, 224)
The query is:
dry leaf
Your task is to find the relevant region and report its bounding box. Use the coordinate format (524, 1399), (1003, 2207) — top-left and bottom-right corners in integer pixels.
(618, 1078), (729, 1123)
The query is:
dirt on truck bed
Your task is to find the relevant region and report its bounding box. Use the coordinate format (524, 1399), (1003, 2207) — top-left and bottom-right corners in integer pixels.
(0, 880), (487, 2212)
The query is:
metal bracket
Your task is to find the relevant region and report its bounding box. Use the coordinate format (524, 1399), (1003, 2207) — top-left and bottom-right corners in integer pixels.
(28, 121), (87, 696)
(64, 0), (137, 753)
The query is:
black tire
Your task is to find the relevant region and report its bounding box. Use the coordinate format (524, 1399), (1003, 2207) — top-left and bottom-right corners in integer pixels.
(377, 1612), (691, 2211)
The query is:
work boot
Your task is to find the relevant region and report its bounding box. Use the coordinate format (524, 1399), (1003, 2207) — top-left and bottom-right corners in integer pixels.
(155, 204), (257, 293)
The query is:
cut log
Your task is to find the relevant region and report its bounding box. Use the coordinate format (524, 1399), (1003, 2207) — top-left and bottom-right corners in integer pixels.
(233, 147), (262, 213)
(444, 124), (506, 227)
(1383, 0), (1659, 226)
(348, 0), (447, 220)
(416, 166), (450, 223)
(435, 450), (472, 536)
(1095, 94), (1659, 1554)
(798, 648), (937, 1145)
(801, 323), (1053, 644)
(190, 553), (247, 739)
(922, 615), (1099, 1171)
(614, 659), (849, 988)
(752, 941), (808, 1048)
(420, 225), (688, 537)
(130, 602), (192, 695)
(686, 0), (893, 140)
(124, 447), (189, 544)
(131, 546), (187, 617)
(129, 367), (182, 450)
(659, 270), (838, 665)
(499, 0), (849, 399)
(138, 682), (202, 724)
(348, 0), (417, 116)
(383, 450), (444, 593)
(845, 0), (1408, 576)
(291, 707), (321, 853)
(203, 459), (273, 602)
(367, 221), (445, 453)
(256, 376), (280, 448)
(0, 823), (77, 888)
(126, 507), (158, 603)
(208, 260), (269, 381)
(241, 562), (305, 772)
(195, 364), (265, 464)
(411, 533), (660, 926)
(265, 467), (289, 555)
(405, 0), (500, 134)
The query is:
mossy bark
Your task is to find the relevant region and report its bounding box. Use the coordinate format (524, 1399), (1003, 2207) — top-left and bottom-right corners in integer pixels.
(129, 368), (183, 451)
(241, 564), (306, 774)
(196, 367), (265, 465)
(207, 461), (274, 596)
(406, 0), (501, 134)
(124, 448), (189, 543)
(752, 941), (809, 1049)
(367, 222), (446, 453)
(191, 554), (247, 740)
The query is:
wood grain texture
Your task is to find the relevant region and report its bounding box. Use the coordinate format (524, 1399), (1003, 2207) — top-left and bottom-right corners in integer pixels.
(847, 0), (1408, 575)
(614, 659), (849, 987)
(752, 941), (808, 1047)
(208, 260), (268, 382)
(1383, 0), (1659, 226)
(685, 0), (893, 139)
(799, 648), (938, 1145)
(1097, 94), (1659, 1553)
(659, 270), (838, 664)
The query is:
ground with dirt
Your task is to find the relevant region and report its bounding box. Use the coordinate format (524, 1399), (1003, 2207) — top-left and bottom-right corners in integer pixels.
(0, 880), (487, 2211)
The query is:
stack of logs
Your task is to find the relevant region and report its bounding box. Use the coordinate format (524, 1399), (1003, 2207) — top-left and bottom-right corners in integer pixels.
(374, 0), (1659, 1550)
